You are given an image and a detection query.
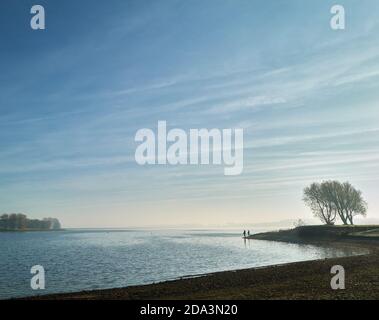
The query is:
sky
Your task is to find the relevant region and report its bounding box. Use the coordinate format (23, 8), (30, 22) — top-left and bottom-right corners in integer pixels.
(0, 0), (379, 228)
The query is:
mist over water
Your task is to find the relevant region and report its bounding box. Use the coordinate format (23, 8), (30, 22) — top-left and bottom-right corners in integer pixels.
(0, 229), (365, 299)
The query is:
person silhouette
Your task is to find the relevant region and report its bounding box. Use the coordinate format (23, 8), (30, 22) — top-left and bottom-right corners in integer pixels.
(247, 230), (250, 236)
(243, 230), (246, 237)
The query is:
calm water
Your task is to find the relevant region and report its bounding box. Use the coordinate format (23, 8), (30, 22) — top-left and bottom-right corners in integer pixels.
(0, 229), (365, 299)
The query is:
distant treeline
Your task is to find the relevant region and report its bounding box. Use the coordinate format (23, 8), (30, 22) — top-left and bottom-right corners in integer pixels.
(0, 214), (61, 231)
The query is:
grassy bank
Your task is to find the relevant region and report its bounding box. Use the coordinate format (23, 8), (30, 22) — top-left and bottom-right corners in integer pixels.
(248, 225), (379, 243)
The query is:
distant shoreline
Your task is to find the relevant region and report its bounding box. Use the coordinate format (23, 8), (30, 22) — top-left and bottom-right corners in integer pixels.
(21, 225), (379, 300)
(0, 229), (64, 232)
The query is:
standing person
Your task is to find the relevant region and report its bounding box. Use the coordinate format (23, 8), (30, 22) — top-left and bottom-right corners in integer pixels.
(247, 230), (250, 237)
(243, 230), (246, 237)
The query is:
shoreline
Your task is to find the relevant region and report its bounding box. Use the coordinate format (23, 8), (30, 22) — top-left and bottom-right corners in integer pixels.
(0, 229), (64, 232)
(22, 226), (379, 300)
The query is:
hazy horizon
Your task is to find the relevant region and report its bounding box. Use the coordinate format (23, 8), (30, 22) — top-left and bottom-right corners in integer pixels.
(1, 0), (379, 228)
(58, 217), (379, 229)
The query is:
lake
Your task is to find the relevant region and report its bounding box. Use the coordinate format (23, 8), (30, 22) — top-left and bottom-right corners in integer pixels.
(0, 228), (364, 299)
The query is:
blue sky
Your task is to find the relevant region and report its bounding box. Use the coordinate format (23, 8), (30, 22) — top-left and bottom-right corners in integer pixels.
(1, 0), (379, 227)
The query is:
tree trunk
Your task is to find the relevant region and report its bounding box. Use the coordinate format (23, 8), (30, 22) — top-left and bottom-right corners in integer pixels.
(337, 210), (348, 225)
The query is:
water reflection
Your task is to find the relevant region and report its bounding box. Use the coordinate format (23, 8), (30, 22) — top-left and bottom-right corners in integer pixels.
(0, 229), (367, 299)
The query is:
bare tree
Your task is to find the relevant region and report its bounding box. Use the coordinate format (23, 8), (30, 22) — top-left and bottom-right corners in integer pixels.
(303, 181), (367, 225)
(321, 181), (348, 225)
(303, 182), (336, 225)
(340, 182), (367, 224)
